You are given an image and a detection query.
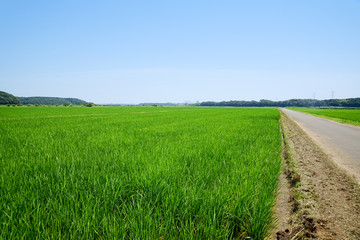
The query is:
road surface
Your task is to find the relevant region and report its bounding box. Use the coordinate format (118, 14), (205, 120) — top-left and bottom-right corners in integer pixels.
(281, 108), (360, 183)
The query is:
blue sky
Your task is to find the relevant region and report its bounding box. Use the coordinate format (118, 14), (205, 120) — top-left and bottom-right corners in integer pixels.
(1, 0), (359, 104)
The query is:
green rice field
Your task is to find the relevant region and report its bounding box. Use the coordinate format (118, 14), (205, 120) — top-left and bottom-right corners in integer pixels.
(290, 108), (360, 126)
(0, 106), (282, 239)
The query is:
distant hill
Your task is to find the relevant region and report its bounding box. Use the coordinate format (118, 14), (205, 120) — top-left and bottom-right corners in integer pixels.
(0, 91), (21, 105)
(18, 96), (91, 105)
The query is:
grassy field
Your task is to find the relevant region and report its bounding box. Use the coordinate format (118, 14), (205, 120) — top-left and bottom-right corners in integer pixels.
(0, 106), (282, 239)
(289, 108), (360, 126)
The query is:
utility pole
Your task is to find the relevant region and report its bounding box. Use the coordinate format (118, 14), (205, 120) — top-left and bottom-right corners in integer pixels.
(331, 91), (334, 99)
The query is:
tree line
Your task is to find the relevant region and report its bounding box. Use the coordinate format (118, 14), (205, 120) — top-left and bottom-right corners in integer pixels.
(199, 98), (360, 108)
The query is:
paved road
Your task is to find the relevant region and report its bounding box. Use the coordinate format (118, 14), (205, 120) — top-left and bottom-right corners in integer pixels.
(281, 108), (360, 183)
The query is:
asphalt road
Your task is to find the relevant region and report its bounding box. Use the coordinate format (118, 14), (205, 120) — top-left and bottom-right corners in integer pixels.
(281, 108), (360, 183)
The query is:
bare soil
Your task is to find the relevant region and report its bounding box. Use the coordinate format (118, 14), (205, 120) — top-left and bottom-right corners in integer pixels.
(275, 111), (360, 239)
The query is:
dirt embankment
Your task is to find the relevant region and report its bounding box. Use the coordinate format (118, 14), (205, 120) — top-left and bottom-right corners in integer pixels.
(275, 111), (360, 239)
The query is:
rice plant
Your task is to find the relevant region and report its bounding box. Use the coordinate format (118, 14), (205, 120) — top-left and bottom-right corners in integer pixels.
(0, 106), (282, 239)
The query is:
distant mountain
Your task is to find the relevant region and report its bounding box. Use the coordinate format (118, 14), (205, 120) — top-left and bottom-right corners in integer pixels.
(0, 91), (21, 105)
(18, 96), (91, 105)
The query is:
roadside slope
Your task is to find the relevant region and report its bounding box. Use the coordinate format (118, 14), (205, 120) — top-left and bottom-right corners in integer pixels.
(279, 111), (360, 239)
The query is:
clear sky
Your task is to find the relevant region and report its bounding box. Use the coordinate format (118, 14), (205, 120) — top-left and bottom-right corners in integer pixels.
(1, 0), (359, 104)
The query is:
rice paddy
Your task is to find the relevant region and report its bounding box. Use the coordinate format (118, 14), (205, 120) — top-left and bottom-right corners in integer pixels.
(0, 106), (282, 239)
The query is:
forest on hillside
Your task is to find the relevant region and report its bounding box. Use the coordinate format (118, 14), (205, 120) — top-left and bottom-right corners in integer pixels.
(18, 97), (90, 105)
(0, 91), (21, 105)
(0, 91), (91, 105)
